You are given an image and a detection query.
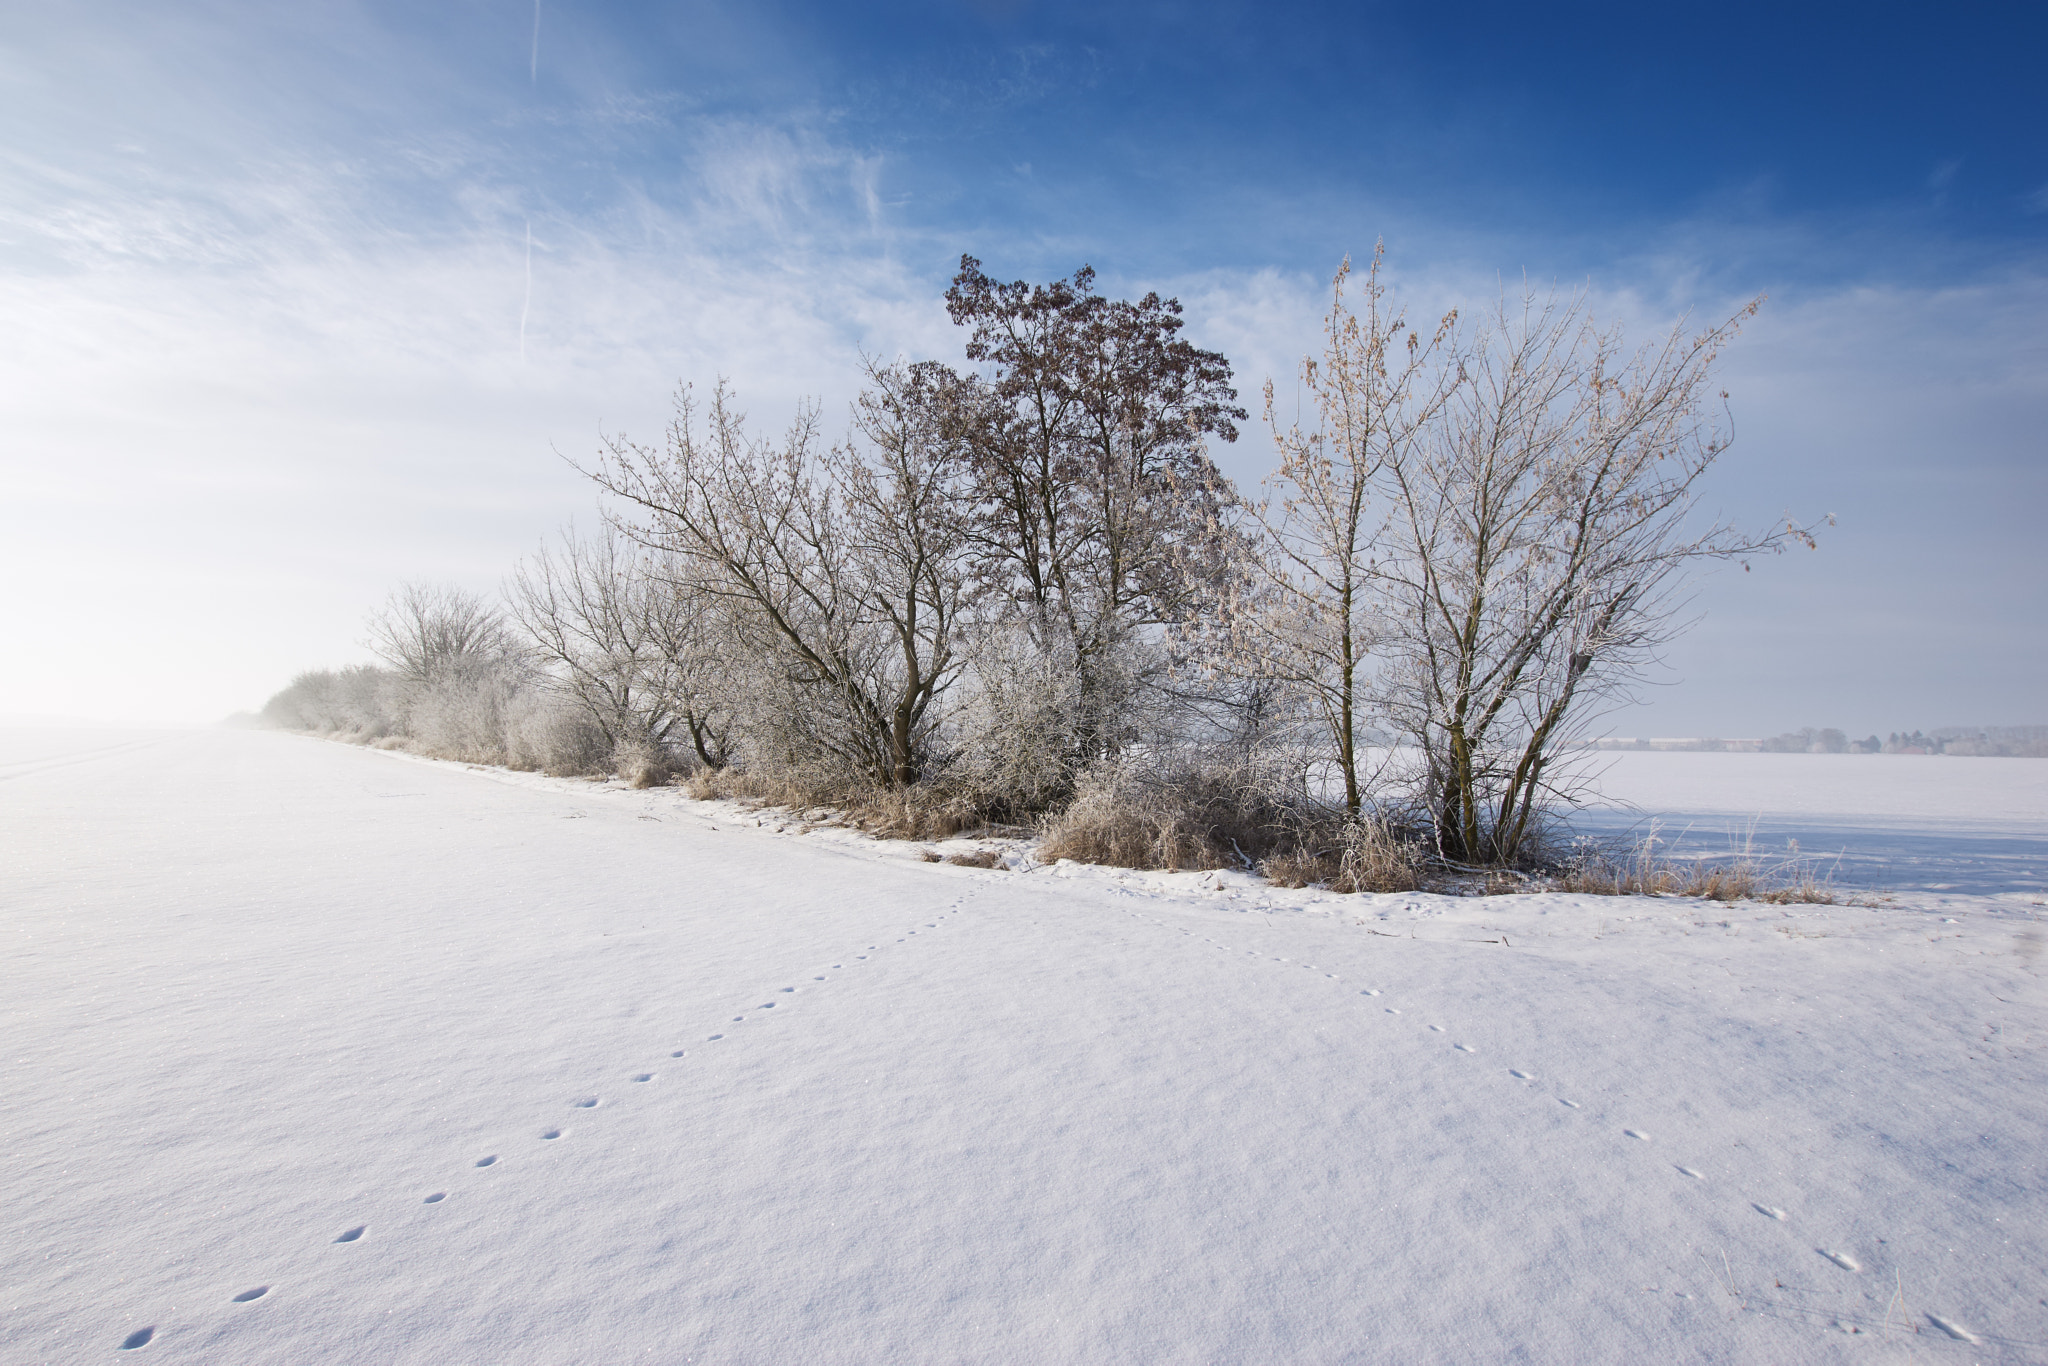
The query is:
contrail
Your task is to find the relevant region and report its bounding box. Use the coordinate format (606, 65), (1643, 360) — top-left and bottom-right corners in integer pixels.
(530, 0), (540, 83)
(519, 220), (533, 364)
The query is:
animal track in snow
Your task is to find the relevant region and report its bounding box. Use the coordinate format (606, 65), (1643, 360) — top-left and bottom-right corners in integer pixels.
(1676, 1166), (1704, 1180)
(1624, 1129), (1650, 1141)
(335, 1225), (366, 1242)
(540, 1129), (562, 1140)
(1428, 1025), (1445, 1032)
(423, 1192), (446, 1204)
(1509, 1069), (1535, 1080)
(632, 1073), (653, 1082)
(1818, 1248), (1859, 1270)
(1454, 1043), (1477, 1053)
(1753, 1203), (1787, 1220)
(475, 1155), (497, 1167)
(232, 1286), (269, 1302)
(706, 1034), (723, 1041)
(1361, 989), (1381, 996)
(1558, 1099), (1580, 1109)
(780, 986), (796, 992)
(119, 1327), (154, 1349)
(1927, 1314), (1980, 1343)
(572, 1097), (599, 1108)
(1385, 1007), (1402, 1014)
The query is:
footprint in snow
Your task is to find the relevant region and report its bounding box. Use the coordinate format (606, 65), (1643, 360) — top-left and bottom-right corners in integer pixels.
(232, 1286), (269, 1302)
(424, 1192), (446, 1204)
(541, 1129), (562, 1140)
(572, 1097), (599, 1108)
(1454, 1043), (1477, 1053)
(1558, 1099), (1580, 1109)
(1676, 1166), (1704, 1180)
(119, 1327), (154, 1350)
(1361, 989), (1381, 997)
(475, 1155), (498, 1167)
(1818, 1248), (1859, 1271)
(707, 1034), (723, 1041)
(780, 986), (796, 992)
(1624, 1129), (1651, 1141)
(1428, 1025), (1445, 1032)
(1509, 1069), (1535, 1080)
(632, 1073), (653, 1082)
(1753, 1203), (1787, 1220)
(1385, 1007), (1402, 1014)
(1927, 1314), (1981, 1343)
(335, 1225), (366, 1242)
(759, 1002), (776, 1009)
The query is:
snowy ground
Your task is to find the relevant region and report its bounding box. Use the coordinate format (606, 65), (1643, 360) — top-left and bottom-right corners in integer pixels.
(4, 727), (2044, 1363)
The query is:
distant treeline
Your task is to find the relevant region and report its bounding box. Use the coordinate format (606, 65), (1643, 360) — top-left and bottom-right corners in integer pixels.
(1579, 726), (2048, 757)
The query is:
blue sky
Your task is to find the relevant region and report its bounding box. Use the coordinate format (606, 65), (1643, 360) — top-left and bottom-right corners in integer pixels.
(2, 0), (2042, 731)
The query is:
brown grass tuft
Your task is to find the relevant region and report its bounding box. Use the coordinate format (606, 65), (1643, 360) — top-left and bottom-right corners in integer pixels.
(679, 767), (1004, 842)
(944, 849), (1003, 869)
(1259, 816), (1428, 894)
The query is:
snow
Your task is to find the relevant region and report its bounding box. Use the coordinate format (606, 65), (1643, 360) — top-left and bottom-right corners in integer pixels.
(1568, 751), (2048, 896)
(4, 726), (2044, 1363)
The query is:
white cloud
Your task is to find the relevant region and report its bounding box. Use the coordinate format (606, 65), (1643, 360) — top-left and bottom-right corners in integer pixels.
(0, 109), (961, 722)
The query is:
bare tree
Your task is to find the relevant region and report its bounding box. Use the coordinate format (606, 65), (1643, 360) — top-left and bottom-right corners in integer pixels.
(638, 551), (735, 770)
(828, 358), (979, 784)
(1239, 248), (1458, 815)
(580, 367), (973, 788)
(508, 523), (729, 770)
(367, 582), (521, 686)
(1374, 286), (1818, 863)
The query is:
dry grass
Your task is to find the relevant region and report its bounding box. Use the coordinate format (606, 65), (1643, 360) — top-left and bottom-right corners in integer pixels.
(944, 849), (1003, 869)
(1037, 763), (1305, 873)
(1552, 829), (1839, 904)
(1260, 816), (1428, 893)
(680, 767), (1002, 842)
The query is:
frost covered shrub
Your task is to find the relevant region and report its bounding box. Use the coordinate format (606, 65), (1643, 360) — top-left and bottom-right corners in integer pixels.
(943, 627), (1087, 817)
(503, 692), (611, 776)
(401, 661), (528, 765)
(1038, 757), (1314, 873)
(261, 665), (402, 740)
(611, 740), (674, 788)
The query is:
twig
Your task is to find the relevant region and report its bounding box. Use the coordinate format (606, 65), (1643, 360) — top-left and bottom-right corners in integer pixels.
(1883, 1265), (1919, 1338)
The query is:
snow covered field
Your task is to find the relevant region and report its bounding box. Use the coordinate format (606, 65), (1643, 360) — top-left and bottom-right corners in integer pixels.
(4, 727), (2044, 1363)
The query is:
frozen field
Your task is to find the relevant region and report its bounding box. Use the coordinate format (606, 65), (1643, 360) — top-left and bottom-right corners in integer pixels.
(1567, 751), (2048, 897)
(3, 727), (2044, 1363)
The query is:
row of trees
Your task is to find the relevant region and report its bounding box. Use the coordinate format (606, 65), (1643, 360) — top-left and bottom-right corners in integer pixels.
(267, 250), (1812, 867)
